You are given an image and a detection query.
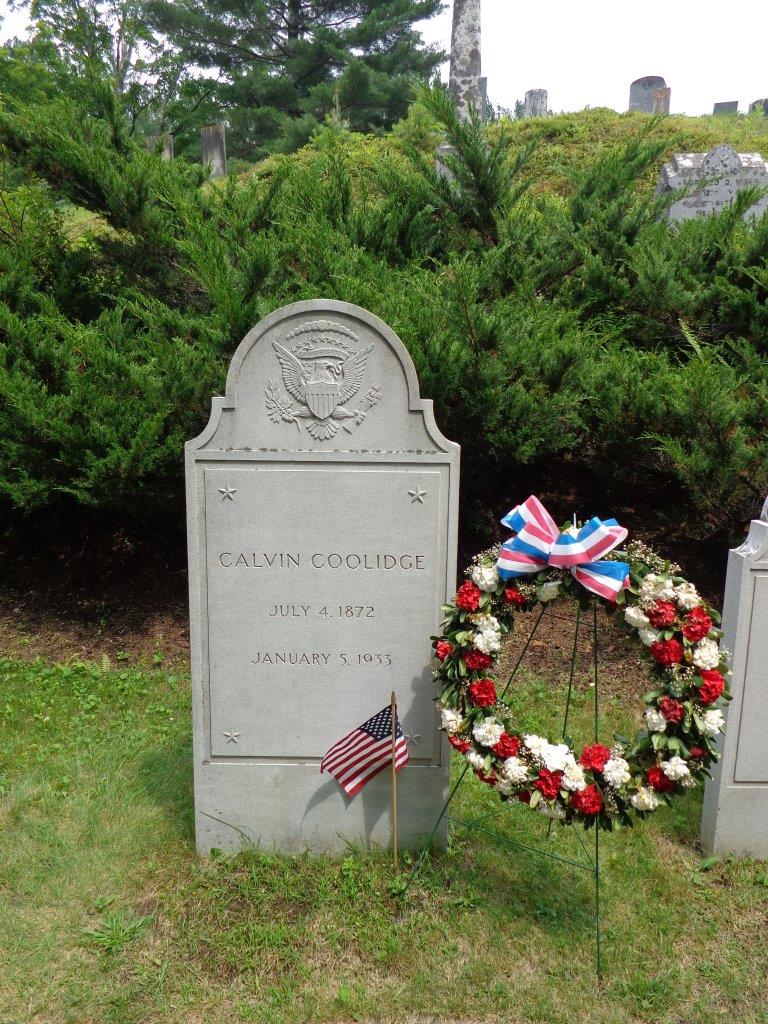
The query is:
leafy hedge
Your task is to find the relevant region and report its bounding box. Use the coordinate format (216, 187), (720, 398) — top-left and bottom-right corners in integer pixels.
(1, 88), (767, 540)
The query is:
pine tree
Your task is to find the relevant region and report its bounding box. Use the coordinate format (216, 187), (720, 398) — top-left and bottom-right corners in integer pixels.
(147, 0), (445, 156)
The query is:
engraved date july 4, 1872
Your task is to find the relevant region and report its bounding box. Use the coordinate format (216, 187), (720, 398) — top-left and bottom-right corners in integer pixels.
(268, 604), (375, 618)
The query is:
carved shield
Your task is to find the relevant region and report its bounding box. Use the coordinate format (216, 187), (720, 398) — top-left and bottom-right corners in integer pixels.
(304, 382), (339, 420)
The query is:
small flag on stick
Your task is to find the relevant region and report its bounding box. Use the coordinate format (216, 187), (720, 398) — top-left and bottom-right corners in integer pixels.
(321, 701), (409, 797)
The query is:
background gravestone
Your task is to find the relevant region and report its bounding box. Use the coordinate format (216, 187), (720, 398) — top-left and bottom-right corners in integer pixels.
(713, 101), (739, 115)
(145, 133), (173, 160)
(701, 513), (768, 857)
(657, 144), (768, 221)
(652, 87), (671, 114)
(628, 75), (668, 112)
(186, 299), (459, 854)
(522, 89), (548, 119)
(449, 0), (481, 121)
(749, 98), (768, 116)
(202, 124), (227, 178)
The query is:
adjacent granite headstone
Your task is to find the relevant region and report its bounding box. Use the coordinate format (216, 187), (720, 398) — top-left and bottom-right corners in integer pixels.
(479, 76), (489, 123)
(749, 98), (768, 116)
(202, 124), (227, 178)
(713, 101), (739, 115)
(657, 144), (768, 221)
(449, 0), (481, 121)
(653, 87), (671, 114)
(701, 512), (768, 857)
(146, 133), (173, 160)
(629, 75), (668, 113)
(186, 299), (459, 854)
(435, 141), (457, 180)
(521, 89), (548, 119)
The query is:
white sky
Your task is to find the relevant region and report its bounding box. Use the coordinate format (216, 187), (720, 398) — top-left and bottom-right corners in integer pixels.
(2, 0), (767, 116)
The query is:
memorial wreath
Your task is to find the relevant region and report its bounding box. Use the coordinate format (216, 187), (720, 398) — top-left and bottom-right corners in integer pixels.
(433, 497), (730, 829)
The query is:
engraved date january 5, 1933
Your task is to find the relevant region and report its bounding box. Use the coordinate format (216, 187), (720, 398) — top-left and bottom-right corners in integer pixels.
(268, 604), (375, 618)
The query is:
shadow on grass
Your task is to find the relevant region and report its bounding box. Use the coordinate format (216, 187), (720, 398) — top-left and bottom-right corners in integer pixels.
(137, 738), (195, 841)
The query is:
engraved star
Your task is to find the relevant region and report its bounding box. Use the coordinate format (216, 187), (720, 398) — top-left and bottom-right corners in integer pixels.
(218, 483), (237, 501)
(408, 486), (427, 504)
(404, 731), (421, 744)
(222, 730), (240, 744)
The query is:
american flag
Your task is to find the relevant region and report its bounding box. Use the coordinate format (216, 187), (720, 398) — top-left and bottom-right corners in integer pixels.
(321, 704), (409, 797)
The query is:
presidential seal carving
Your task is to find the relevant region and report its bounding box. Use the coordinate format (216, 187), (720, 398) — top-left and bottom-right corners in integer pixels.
(265, 320), (382, 439)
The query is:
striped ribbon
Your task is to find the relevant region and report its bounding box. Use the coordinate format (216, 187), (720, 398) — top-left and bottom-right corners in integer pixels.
(496, 496), (630, 602)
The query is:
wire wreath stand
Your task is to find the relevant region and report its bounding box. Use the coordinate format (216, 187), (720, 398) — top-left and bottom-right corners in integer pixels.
(405, 598), (607, 980)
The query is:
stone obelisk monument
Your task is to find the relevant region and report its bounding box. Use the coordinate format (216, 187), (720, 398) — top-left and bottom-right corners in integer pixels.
(449, 0), (481, 121)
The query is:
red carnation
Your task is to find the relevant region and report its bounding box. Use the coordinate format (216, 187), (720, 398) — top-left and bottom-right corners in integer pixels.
(688, 746), (706, 759)
(570, 783), (603, 816)
(435, 640), (453, 662)
(647, 600), (677, 628)
(646, 764), (675, 793)
(464, 650), (493, 672)
(579, 743), (612, 772)
(682, 606), (713, 643)
(659, 696), (685, 723)
(698, 669), (725, 704)
(651, 638), (684, 667)
(468, 678), (496, 707)
(449, 735), (470, 754)
(493, 733), (521, 759)
(504, 587), (527, 608)
(475, 768), (497, 786)
(534, 768), (563, 801)
(455, 580), (482, 612)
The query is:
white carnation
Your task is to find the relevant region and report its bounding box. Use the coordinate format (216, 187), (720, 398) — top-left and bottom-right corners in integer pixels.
(681, 774), (696, 789)
(674, 581), (702, 610)
(638, 627), (661, 647)
(640, 573), (676, 605)
(536, 580), (562, 602)
(541, 742), (575, 773)
(662, 756), (691, 782)
(472, 717), (504, 748)
(644, 708), (667, 732)
(474, 629), (501, 655)
(502, 756), (530, 784)
(440, 708), (462, 735)
(630, 786), (661, 811)
(624, 605), (650, 629)
(561, 760), (587, 792)
(538, 801), (566, 820)
(603, 757), (631, 788)
(692, 639), (720, 670)
(524, 734), (548, 759)
(472, 613), (500, 633)
(466, 748), (486, 771)
(701, 708), (725, 737)
(471, 563), (500, 593)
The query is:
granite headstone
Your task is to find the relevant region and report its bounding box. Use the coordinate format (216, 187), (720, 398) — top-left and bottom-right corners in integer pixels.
(449, 0), (481, 121)
(146, 133), (174, 160)
(657, 144), (768, 221)
(713, 101), (739, 115)
(186, 300), (459, 854)
(522, 89), (548, 119)
(701, 511), (768, 857)
(629, 75), (668, 113)
(202, 124), (227, 178)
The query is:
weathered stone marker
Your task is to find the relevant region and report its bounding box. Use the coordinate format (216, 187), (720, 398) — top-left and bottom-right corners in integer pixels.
(629, 75), (668, 113)
(521, 89), (548, 119)
(146, 133), (173, 160)
(186, 300), (459, 854)
(449, 0), (481, 121)
(657, 144), (768, 221)
(202, 123), (227, 178)
(713, 101), (739, 115)
(701, 511), (768, 857)
(749, 98), (768, 116)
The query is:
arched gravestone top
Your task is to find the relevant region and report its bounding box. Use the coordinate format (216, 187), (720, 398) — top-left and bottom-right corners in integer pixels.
(629, 75), (667, 112)
(194, 299), (455, 457)
(657, 144), (768, 222)
(186, 300), (459, 855)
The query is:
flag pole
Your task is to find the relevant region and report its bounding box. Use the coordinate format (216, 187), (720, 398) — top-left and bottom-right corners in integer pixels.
(390, 690), (398, 869)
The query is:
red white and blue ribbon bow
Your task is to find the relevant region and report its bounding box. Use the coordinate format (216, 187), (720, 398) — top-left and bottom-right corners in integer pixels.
(497, 496), (630, 602)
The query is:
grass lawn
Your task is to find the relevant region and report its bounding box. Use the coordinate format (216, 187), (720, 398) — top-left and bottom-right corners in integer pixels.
(1, 642), (767, 1024)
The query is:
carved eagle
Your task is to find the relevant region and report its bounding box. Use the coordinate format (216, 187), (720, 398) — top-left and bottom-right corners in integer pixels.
(271, 341), (373, 416)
